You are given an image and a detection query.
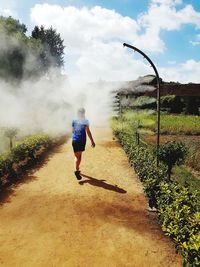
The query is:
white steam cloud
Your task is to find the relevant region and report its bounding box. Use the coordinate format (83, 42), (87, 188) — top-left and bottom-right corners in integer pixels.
(0, 73), (119, 136)
(0, 19), (122, 147)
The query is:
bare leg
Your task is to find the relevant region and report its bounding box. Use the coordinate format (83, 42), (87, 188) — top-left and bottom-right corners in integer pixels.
(74, 152), (82, 171)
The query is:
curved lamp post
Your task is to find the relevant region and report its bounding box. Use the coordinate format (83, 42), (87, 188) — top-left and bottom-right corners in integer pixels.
(123, 43), (161, 164)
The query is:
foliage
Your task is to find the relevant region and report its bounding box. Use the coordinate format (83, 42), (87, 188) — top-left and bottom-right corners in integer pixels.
(134, 94), (200, 115)
(11, 134), (51, 163)
(123, 110), (200, 135)
(172, 166), (200, 205)
(0, 16), (65, 81)
(4, 127), (19, 150)
(186, 143), (200, 172)
(157, 141), (187, 179)
(0, 17), (25, 80)
(184, 96), (200, 116)
(152, 114), (200, 135)
(112, 118), (200, 266)
(0, 134), (51, 187)
(4, 127), (18, 139)
(161, 95), (185, 114)
(0, 16), (40, 81)
(0, 16), (27, 34)
(32, 25), (65, 73)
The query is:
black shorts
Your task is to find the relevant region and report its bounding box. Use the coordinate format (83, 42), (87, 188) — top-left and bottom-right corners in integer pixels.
(72, 140), (86, 153)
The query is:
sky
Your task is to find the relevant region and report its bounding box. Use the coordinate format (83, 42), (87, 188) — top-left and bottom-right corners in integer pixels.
(0, 0), (200, 83)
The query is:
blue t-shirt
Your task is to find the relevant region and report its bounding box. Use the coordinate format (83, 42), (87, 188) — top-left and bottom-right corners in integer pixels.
(72, 119), (89, 142)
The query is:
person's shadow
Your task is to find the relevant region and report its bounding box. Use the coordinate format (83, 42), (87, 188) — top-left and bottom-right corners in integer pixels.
(79, 174), (127, 194)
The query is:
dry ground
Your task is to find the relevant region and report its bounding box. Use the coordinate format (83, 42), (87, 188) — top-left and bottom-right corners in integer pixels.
(0, 127), (182, 267)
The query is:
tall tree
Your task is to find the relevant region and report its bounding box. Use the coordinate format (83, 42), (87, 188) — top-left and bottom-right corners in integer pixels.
(0, 16), (27, 81)
(0, 17), (65, 81)
(0, 16), (27, 35)
(32, 25), (65, 73)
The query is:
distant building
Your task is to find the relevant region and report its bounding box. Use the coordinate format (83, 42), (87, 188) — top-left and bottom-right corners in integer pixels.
(115, 75), (159, 107)
(146, 83), (200, 97)
(114, 74), (200, 99)
(113, 75), (200, 115)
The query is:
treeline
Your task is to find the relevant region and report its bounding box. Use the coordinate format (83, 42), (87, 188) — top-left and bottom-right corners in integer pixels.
(0, 16), (65, 82)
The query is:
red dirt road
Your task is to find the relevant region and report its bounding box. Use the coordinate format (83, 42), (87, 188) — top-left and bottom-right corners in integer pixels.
(0, 127), (182, 267)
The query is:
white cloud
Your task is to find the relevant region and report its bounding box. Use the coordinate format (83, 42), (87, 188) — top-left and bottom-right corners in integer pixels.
(138, 0), (200, 53)
(0, 8), (14, 17)
(151, 0), (182, 5)
(168, 60), (176, 64)
(139, 2), (200, 31)
(134, 27), (165, 53)
(31, 4), (152, 82)
(31, 4), (139, 52)
(160, 59), (200, 83)
(30, 2), (200, 83)
(190, 33), (200, 46)
(190, 41), (200, 46)
(0, 0), (18, 18)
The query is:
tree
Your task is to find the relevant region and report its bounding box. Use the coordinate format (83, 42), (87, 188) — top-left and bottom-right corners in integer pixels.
(0, 17), (65, 81)
(4, 127), (18, 150)
(157, 141), (187, 180)
(0, 16), (27, 81)
(0, 16), (27, 35)
(32, 25), (65, 73)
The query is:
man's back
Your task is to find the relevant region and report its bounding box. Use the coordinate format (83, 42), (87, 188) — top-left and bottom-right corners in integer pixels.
(72, 119), (89, 142)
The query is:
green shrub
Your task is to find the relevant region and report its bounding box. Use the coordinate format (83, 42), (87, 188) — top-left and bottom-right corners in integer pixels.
(0, 134), (52, 188)
(161, 95), (184, 114)
(0, 153), (13, 186)
(157, 141), (187, 180)
(11, 134), (51, 163)
(112, 119), (199, 266)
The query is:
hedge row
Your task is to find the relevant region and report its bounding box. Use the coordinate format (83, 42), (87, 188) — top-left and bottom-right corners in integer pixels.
(113, 128), (200, 267)
(0, 134), (52, 188)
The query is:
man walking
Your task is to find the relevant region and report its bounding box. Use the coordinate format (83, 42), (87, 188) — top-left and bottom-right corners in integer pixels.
(72, 108), (95, 180)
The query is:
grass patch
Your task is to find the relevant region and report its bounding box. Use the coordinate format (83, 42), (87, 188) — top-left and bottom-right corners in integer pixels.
(121, 110), (200, 135)
(149, 114), (200, 135)
(115, 110), (200, 200)
(121, 110), (200, 173)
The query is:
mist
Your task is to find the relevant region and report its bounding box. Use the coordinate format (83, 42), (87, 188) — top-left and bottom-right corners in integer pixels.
(0, 74), (120, 136)
(0, 21), (126, 146)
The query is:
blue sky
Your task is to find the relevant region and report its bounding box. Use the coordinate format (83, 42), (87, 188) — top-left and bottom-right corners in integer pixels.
(1, 0), (200, 83)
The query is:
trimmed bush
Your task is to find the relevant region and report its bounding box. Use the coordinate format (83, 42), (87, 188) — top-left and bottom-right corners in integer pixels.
(112, 123), (200, 266)
(0, 134), (52, 188)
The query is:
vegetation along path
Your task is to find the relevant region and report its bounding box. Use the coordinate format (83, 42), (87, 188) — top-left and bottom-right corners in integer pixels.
(0, 127), (182, 267)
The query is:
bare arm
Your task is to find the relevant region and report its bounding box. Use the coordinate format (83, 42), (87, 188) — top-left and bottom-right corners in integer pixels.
(86, 126), (95, 147)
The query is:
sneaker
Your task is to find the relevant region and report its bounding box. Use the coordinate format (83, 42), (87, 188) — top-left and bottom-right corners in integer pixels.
(74, 171), (82, 180)
(147, 206), (157, 212)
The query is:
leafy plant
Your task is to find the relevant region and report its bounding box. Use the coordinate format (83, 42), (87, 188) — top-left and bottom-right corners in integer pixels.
(0, 134), (51, 187)
(112, 117), (199, 266)
(157, 141), (187, 180)
(4, 127), (19, 150)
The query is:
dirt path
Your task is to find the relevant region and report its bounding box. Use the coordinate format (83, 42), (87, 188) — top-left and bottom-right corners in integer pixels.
(0, 127), (182, 267)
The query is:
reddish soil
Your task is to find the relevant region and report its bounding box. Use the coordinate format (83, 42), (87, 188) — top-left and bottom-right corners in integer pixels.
(144, 134), (200, 145)
(0, 127), (182, 267)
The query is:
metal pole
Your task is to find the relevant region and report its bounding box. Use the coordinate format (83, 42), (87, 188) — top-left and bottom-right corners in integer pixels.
(123, 43), (161, 165)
